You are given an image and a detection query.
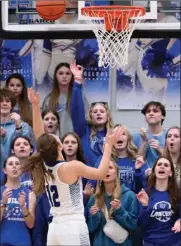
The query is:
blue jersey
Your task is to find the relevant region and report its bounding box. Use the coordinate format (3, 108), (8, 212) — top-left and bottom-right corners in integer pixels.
(0, 185), (32, 246)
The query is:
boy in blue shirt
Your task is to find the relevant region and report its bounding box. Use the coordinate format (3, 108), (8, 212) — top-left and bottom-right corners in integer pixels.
(133, 101), (167, 167)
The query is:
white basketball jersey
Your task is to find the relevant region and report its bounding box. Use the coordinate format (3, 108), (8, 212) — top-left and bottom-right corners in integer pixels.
(44, 161), (84, 217)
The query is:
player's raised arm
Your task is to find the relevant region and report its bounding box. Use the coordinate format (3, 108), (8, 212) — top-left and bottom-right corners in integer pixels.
(28, 88), (44, 139)
(58, 126), (124, 183)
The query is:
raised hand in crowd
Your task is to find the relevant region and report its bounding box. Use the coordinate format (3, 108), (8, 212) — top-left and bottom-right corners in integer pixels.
(18, 191), (27, 208)
(136, 188), (149, 206)
(140, 127), (148, 143)
(135, 155), (145, 169)
(0, 127), (6, 137)
(89, 205), (100, 216)
(70, 60), (84, 84)
(110, 198), (121, 210)
(2, 188), (12, 204)
(149, 139), (163, 155)
(10, 112), (22, 129)
(27, 88), (43, 139)
(172, 219), (181, 233)
(145, 168), (152, 177)
(83, 183), (95, 200)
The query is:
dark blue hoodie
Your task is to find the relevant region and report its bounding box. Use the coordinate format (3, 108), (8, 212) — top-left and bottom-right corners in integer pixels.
(71, 82), (107, 167)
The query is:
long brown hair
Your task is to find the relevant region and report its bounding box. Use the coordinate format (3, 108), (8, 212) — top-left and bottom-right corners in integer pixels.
(3, 155), (20, 184)
(22, 134), (60, 195)
(163, 126), (181, 167)
(148, 156), (180, 213)
(94, 161), (121, 219)
(62, 132), (86, 163)
(6, 73), (32, 126)
(42, 109), (61, 135)
(48, 63), (74, 112)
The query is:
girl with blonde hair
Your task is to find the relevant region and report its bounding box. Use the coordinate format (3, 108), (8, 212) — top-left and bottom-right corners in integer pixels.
(94, 124), (149, 191)
(70, 61), (114, 167)
(23, 88), (122, 246)
(87, 160), (138, 246)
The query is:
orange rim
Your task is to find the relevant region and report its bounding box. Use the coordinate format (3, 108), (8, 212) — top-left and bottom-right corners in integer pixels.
(81, 5), (146, 17)
(81, 5), (146, 31)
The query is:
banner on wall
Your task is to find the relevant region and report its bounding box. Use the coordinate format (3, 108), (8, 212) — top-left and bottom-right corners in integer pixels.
(116, 38), (180, 110)
(0, 40), (34, 88)
(32, 39), (110, 105)
(0, 39), (109, 105)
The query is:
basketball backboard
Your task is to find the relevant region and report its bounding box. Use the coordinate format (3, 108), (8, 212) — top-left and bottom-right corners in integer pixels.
(0, 0), (180, 38)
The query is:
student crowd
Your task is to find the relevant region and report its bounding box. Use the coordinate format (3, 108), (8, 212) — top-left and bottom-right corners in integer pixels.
(0, 61), (180, 246)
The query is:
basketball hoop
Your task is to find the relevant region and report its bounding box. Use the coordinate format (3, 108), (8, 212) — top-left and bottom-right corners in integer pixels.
(81, 6), (146, 68)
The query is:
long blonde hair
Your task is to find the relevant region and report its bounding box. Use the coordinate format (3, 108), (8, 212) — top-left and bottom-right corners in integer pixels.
(87, 102), (114, 141)
(113, 124), (138, 160)
(94, 161), (121, 219)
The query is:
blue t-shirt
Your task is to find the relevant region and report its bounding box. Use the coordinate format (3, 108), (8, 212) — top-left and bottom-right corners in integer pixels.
(133, 130), (166, 167)
(117, 157), (136, 191)
(89, 156), (147, 192)
(139, 187), (181, 244)
(0, 185), (32, 246)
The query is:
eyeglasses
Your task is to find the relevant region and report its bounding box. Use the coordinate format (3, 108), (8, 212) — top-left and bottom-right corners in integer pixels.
(91, 101), (108, 107)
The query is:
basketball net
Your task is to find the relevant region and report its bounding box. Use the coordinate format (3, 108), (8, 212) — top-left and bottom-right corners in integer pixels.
(81, 7), (146, 68)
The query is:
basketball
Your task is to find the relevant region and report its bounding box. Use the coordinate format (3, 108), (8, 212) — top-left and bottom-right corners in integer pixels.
(36, 0), (66, 21)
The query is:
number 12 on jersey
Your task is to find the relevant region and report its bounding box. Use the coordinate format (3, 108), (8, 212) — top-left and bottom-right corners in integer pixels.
(46, 185), (60, 207)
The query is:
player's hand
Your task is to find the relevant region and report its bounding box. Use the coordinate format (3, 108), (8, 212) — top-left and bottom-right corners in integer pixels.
(70, 60), (84, 84)
(105, 126), (124, 147)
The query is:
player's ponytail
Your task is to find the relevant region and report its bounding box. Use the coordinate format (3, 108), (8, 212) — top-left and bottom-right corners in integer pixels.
(22, 133), (60, 195)
(22, 151), (54, 196)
